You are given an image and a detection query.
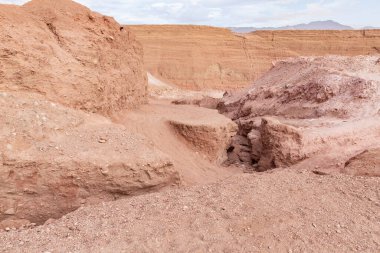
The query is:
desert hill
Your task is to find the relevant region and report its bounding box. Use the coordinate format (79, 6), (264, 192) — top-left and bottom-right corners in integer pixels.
(1, 0), (147, 115)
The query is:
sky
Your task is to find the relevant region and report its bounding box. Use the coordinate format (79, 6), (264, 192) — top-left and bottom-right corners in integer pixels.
(2, 0), (380, 28)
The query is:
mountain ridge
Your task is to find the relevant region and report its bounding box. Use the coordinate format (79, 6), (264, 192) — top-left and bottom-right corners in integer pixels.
(229, 20), (358, 33)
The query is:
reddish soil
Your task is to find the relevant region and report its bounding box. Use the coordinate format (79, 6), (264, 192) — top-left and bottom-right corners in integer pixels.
(0, 169), (379, 253)
(0, 1), (379, 252)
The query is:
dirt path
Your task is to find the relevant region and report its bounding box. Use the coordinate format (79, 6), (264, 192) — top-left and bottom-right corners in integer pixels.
(113, 99), (241, 186)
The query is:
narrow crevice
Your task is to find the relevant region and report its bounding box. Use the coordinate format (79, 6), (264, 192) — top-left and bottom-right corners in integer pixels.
(46, 22), (63, 46)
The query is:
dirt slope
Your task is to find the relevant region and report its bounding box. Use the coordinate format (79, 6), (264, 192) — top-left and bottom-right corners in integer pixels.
(128, 25), (380, 90)
(0, 0), (147, 115)
(1, 169), (379, 253)
(113, 99), (240, 186)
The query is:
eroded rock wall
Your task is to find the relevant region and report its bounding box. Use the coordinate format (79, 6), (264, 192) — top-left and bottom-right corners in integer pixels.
(128, 25), (380, 90)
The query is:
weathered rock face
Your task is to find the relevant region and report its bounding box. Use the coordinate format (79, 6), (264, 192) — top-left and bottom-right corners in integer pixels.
(0, 92), (179, 227)
(0, 0), (147, 115)
(219, 56), (380, 172)
(128, 25), (380, 90)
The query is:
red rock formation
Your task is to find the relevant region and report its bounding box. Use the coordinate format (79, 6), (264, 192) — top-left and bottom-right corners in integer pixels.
(128, 25), (380, 90)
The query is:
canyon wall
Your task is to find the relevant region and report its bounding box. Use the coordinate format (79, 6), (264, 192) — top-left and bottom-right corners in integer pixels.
(128, 25), (380, 90)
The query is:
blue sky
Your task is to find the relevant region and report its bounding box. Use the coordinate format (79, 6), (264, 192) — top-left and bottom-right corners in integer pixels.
(2, 0), (379, 28)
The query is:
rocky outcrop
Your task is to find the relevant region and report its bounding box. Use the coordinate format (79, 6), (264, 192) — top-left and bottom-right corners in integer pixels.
(169, 116), (237, 164)
(128, 25), (380, 90)
(219, 56), (380, 172)
(0, 92), (179, 227)
(0, 0), (147, 115)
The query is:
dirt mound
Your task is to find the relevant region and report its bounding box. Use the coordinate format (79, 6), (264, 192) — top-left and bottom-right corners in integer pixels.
(0, 0), (147, 115)
(0, 92), (179, 228)
(129, 25), (380, 90)
(1, 169), (379, 252)
(343, 149), (380, 177)
(220, 56), (380, 172)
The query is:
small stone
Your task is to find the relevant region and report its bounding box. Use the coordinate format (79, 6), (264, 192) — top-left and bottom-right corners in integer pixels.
(100, 168), (109, 175)
(312, 223), (317, 228)
(4, 208), (15, 215)
(98, 138), (107, 143)
(44, 219), (55, 225)
(5, 227), (10, 231)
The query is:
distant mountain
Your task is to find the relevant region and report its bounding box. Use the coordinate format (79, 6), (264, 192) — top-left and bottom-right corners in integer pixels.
(229, 20), (353, 33)
(363, 26), (380, 29)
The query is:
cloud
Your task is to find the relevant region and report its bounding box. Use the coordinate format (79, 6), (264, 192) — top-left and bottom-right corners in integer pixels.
(2, 0), (379, 28)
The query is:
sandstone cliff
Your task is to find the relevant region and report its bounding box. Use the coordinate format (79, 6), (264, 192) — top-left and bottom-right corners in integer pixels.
(1, 0), (147, 115)
(128, 25), (380, 90)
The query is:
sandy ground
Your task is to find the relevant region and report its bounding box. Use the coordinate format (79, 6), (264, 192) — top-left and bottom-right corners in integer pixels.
(0, 169), (379, 253)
